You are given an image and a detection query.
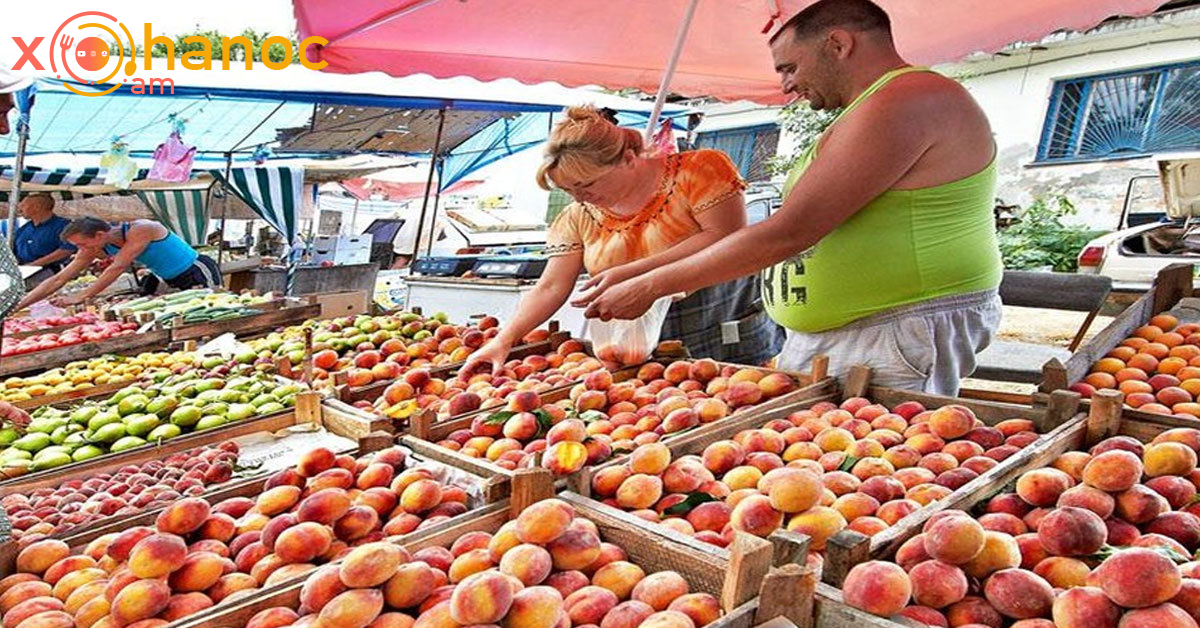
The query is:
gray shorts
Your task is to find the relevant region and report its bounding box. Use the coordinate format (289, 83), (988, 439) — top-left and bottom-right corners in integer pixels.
(776, 289), (1002, 396)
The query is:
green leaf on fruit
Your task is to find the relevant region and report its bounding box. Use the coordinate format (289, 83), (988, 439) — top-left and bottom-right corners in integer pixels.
(578, 409), (605, 424)
(483, 411), (516, 426)
(838, 455), (860, 472)
(663, 492), (719, 516)
(533, 409), (555, 437)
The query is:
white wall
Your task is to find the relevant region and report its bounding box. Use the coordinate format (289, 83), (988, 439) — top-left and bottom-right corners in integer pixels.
(948, 10), (1200, 229)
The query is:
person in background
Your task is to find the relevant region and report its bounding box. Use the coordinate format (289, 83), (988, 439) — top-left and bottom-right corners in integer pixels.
(15, 217), (222, 309)
(575, 0), (1002, 396)
(11, 194), (76, 286)
(463, 106), (780, 375)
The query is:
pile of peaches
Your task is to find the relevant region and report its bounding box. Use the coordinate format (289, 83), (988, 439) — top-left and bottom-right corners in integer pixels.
(588, 398), (1043, 551)
(842, 427), (1200, 627)
(1078, 312), (1200, 416)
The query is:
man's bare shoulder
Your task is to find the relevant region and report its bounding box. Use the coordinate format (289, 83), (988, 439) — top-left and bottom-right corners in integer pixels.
(864, 71), (982, 123)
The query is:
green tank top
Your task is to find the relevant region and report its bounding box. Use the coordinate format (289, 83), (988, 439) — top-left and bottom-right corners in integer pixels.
(761, 66), (1002, 333)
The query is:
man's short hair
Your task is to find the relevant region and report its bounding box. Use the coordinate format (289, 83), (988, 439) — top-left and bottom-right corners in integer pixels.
(772, 0), (892, 42)
(61, 217), (111, 239)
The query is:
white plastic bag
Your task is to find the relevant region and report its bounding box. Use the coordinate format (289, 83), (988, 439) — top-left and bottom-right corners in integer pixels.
(586, 294), (673, 367)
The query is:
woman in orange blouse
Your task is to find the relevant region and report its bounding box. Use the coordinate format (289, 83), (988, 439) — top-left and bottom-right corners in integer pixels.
(463, 106), (780, 374)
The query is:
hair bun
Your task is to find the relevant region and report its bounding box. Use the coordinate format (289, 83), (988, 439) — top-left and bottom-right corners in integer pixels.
(565, 105), (603, 122)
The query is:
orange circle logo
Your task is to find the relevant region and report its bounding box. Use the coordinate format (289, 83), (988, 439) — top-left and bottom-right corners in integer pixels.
(74, 37), (109, 71)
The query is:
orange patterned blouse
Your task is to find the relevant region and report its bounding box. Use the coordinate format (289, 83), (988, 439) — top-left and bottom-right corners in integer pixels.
(544, 149), (747, 275)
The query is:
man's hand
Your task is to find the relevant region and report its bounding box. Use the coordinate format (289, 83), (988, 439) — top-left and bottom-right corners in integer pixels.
(580, 275), (661, 321)
(0, 402), (31, 429)
(54, 293), (86, 307)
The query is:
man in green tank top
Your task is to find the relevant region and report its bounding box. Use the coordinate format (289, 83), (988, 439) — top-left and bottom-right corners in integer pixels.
(576, 0), (1003, 395)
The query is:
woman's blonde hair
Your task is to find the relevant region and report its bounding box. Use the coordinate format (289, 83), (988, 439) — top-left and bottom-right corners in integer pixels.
(536, 106), (644, 191)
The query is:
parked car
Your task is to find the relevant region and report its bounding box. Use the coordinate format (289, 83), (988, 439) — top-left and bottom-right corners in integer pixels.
(1076, 154), (1200, 292)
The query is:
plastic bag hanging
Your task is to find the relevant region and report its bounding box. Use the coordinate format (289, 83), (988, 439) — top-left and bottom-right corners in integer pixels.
(100, 138), (137, 189)
(646, 118), (677, 158)
(148, 121), (196, 183)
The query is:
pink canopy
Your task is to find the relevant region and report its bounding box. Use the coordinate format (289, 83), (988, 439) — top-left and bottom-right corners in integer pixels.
(294, 0), (1170, 104)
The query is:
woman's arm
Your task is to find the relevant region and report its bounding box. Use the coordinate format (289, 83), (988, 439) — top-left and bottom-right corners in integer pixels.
(70, 224), (157, 302)
(15, 252), (95, 309)
(461, 252), (584, 374)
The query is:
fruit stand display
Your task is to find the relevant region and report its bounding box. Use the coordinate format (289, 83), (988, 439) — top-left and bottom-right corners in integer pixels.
(2, 312), (101, 339)
(0, 443), (513, 628)
(163, 472), (797, 628)
(0, 323), (173, 379)
(807, 389), (1200, 627)
(563, 365), (1084, 588)
(104, 290), (325, 345)
(0, 352), (195, 410)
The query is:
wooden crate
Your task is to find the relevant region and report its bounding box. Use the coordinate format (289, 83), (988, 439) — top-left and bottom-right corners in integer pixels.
(0, 329), (174, 378)
(0, 420), (511, 578)
(807, 389), (1183, 628)
(9, 379), (132, 411)
(0, 392), (324, 497)
(568, 364), (1084, 589)
(168, 470), (786, 628)
(1041, 263), (1194, 394)
(166, 299), (324, 343)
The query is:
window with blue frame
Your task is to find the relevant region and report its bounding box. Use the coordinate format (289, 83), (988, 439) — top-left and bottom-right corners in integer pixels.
(1037, 60), (1200, 163)
(694, 124), (781, 181)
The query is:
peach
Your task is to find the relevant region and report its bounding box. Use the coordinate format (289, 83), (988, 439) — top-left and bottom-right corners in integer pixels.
(640, 610), (696, 628)
(1037, 506), (1106, 556)
(762, 468), (821, 514)
(983, 568), (1053, 619)
(758, 372), (797, 398)
(3, 597), (64, 627)
(246, 607), (299, 628)
(877, 500), (920, 526)
(1094, 547), (1181, 608)
(945, 596), (1003, 628)
(127, 533), (187, 579)
(592, 561), (646, 601)
(110, 579), (170, 626)
(298, 447), (337, 477)
(516, 499), (574, 544)
(160, 592), (214, 621)
(383, 562), (436, 610)
(548, 524), (602, 571)
(318, 589), (384, 628)
(590, 466), (632, 498)
(833, 493), (880, 522)
(1116, 485), (1171, 524)
(1015, 467), (1074, 507)
(543, 441), (589, 475)
(1051, 586), (1120, 628)
(167, 551), (225, 592)
(256, 485), (302, 516)
(209, 573), (258, 603)
(729, 495), (784, 537)
(1117, 603), (1198, 628)
(667, 592), (719, 626)
(701, 441), (745, 475)
(924, 514), (985, 565)
(631, 571), (689, 611)
(910, 560), (967, 608)
(1146, 475), (1198, 509)
(275, 522), (334, 564)
(156, 498), (210, 536)
(448, 549), (493, 583)
(842, 561), (912, 617)
(963, 531), (1021, 579)
(15, 540), (69, 576)
(504, 585), (564, 628)
(616, 475), (663, 510)
(786, 506), (847, 550)
(499, 544), (553, 586)
(298, 489), (352, 525)
(63, 580), (106, 615)
(600, 600), (654, 628)
(74, 596), (112, 628)
(1033, 556), (1090, 588)
(564, 586), (619, 625)
(369, 613), (416, 628)
(400, 479), (443, 514)
(449, 570), (513, 624)
(545, 571), (590, 598)
(722, 466), (763, 491)
(928, 405), (975, 439)
(899, 606), (948, 627)
(1057, 484), (1115, 519)
(1145, 441), (1199, 477)
(334, 506), (381, 541)
(340, 543), (405, 588)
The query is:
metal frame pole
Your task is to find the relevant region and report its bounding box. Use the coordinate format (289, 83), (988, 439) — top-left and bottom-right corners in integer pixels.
(644, 0), (700, 142)
(412, 107), (447, 262)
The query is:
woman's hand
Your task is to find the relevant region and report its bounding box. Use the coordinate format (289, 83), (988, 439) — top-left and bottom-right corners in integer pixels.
(460, 337), (515, 378)
(571, 265), (635, 309)
(0, 402), (31, 429)
(55, 293), (86, 307)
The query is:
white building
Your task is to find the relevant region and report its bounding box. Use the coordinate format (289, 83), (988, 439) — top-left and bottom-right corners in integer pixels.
(942, 1), (1200, 229)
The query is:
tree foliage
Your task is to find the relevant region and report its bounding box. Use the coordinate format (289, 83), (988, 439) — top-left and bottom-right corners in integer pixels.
(766, 103), (839, 176)
(997, 196), (1105, 272)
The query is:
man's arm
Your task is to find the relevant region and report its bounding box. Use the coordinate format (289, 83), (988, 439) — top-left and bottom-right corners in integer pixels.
(583, 92), (936, 320)
(15, 252), (94, 310)
(72, 227), (154, 301)
(27, 248), (72, 268)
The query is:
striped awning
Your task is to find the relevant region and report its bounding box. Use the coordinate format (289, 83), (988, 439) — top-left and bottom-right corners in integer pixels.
(211, 167), (303, 242)
(136, 189), (212, 247)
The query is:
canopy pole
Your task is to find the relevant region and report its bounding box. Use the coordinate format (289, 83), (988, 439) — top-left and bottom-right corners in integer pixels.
(349, 199), (360, 235)
(6, 109), (30, 241)
(413, 107), (447, 262)
(217, 152), (232, 266)
(427, 158), (443, 257)
(644, 0), (700, 142)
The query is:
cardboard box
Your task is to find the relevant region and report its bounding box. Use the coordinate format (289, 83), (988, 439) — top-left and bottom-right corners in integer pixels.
(312, 290), (369, 318)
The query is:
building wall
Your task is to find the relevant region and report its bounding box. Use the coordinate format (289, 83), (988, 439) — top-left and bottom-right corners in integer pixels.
(948, 10), (1200, 229)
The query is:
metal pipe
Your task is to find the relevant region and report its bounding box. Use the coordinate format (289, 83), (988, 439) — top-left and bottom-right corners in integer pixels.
(644, 0), (700, 142)
(217, 152), (233, 265)
(6, 112), (29, 241)
(412, 107), (446, 262)
(327, 0), (445, 45)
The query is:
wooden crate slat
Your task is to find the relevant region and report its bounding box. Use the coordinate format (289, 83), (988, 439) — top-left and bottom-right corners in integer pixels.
(169, 302), (323, 343)
(0, 329), (174, 377)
